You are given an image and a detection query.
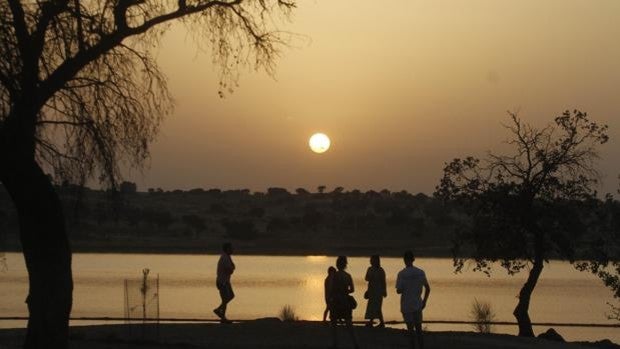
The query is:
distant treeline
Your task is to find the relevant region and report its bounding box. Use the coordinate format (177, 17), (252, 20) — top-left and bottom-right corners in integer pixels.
(0, 181), (617, 258)
(0, 182), (457, 253)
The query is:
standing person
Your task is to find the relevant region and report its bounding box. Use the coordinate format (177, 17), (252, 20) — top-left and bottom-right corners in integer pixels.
(328, 256), (359, 349)
(364, 255), (386, 328)
(323, 266), (337, 322)
(396, 250), (430, 349)
(213, 242), (235, 323)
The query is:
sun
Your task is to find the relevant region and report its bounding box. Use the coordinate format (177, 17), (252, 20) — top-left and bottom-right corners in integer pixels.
(309, 133), (331, 154)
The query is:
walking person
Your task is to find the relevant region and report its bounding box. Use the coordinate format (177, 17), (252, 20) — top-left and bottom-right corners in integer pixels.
(328, 256), (359, 349)
(364, 255), (386, 328)
(396, 250), (430, 349)
(323, 266), (337, 322)
(213, 242), (235, 323)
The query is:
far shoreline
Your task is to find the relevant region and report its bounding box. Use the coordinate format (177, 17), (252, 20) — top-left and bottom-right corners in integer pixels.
(0, 245), (598, 261)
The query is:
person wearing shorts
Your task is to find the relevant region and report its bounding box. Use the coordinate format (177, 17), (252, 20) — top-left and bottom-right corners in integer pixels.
(214, 242), (235, 323)
(396, 250), (430, 349)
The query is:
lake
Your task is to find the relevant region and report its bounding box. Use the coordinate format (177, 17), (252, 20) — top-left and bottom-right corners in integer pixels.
(0, 253), (617, 342)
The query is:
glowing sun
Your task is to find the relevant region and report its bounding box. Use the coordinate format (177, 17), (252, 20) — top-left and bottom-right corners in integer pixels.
(309, 133), (331, 154)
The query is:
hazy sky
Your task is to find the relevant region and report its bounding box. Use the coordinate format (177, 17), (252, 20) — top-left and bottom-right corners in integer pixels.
(130, 0), (620, 195)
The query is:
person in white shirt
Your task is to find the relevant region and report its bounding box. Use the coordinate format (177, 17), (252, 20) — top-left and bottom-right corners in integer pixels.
(213, 242), (235, 323)
(396, 250), (430, 349)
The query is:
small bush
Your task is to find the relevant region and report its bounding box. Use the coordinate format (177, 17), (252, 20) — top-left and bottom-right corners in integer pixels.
(470, 298), (495, 333)
(279, 305), (298, 322)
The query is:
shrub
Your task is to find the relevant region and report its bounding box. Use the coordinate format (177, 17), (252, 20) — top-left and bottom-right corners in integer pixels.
(279, 304), (298, 322)
(470, 298), (495, 333)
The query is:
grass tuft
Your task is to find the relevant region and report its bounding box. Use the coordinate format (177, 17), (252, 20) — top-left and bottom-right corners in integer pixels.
(279, 304), (298, 322)
(470, 298), (495, 334)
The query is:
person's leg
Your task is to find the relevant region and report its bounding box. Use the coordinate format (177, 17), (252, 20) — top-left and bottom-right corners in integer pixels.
(414, 321), (424, 349)
(214, 299), (228, 318)
(345, 319), (359, 349)
(213, 291), (225, 318)
(323, 306), (329, 322)
(220, 300), (228, 316)
(216, 283), (234, 322)
(365, 297), (375, 327)
(405, 322), (415, 349)
(377, 298), (385, 327)
(330, 318), (339, 348)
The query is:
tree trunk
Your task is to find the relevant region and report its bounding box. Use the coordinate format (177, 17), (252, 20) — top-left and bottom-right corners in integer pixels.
(513, 256), (543, 337)
(0, 159), (73, 348)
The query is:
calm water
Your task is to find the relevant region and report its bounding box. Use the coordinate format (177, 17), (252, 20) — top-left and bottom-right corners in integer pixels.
(0, 253), (617, 342)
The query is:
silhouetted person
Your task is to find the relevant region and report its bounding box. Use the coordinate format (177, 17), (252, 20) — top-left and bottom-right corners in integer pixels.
(328, 256), (359, 349)
(323, 266), (337, 322)
(396, 250), (430, 349)
(364, 255), (386, 328)
(214, 242), (235, 323)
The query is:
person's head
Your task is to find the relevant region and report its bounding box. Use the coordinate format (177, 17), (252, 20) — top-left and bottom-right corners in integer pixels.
(370, 254), (380, 268)
(336, 256), (348, 271)
(327, 266), (336, 275)
(222, 242), (233, 255)
(403, 250), (415, 266)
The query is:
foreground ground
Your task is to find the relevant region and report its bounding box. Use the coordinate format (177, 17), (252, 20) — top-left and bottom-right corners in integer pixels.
(0, 320), (618, 349)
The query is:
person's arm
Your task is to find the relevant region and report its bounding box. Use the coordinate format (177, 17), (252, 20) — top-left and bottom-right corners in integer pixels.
(347, 273), (355, 294)
(324, 278), (330, 302)
(365, 267), (371, 282)
(422, 277), (431, 309)
(381, 268), (387, 297)
(396, 272), (403, 294)
(227, 256), (235, 274)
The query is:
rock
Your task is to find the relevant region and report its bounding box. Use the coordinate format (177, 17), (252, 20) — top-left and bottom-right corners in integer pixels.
(538, 328), (565, 342)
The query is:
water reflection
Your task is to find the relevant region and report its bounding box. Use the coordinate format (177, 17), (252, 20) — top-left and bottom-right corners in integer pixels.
(0, 253), (617, 343)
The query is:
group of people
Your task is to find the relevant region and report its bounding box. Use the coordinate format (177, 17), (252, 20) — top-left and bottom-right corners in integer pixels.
(211, 242), (431, 349)
(322, 252), (431, 349)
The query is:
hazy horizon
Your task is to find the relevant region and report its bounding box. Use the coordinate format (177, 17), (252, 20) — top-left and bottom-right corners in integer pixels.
(125, 0), (620, 195)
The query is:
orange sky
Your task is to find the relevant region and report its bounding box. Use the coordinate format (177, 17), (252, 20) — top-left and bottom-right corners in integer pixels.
(129, 0), (620, 195)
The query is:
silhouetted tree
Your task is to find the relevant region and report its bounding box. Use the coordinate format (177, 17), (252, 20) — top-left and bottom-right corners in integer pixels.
(0, 1), (295, 347)
(317, 185), (326, 194)
(188, 188), (205, 194)
(119, 181), (137, 194)
(435, 110), (608, 336)
(267, 187), (291, 203)
(295, 187), (309, 196)
(380, 189), (391, 197)
(331, 186), (344, 195)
